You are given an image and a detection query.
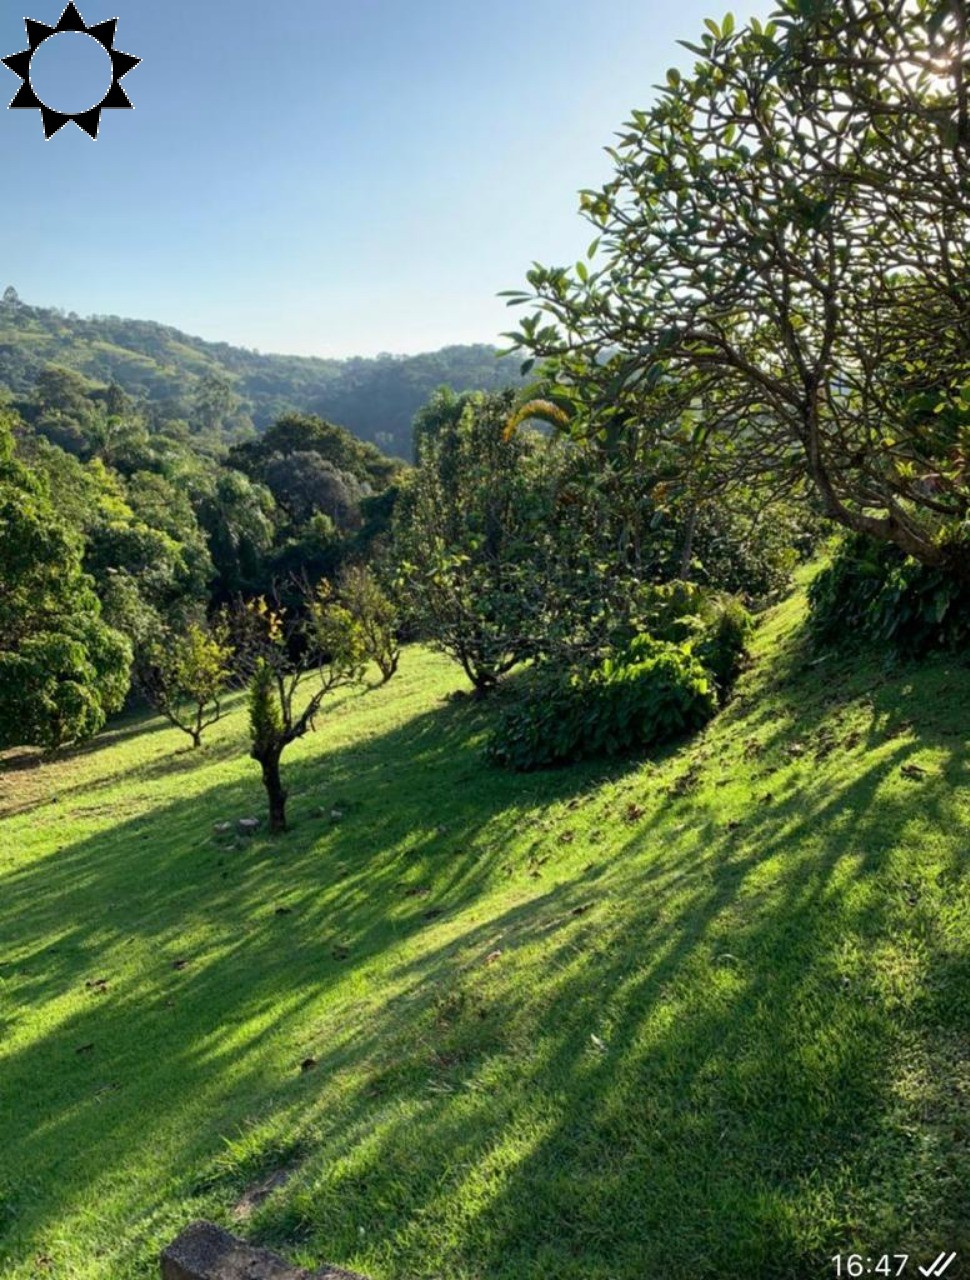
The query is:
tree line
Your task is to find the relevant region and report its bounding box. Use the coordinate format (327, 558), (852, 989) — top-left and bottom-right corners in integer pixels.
(0, 290), (525, 458)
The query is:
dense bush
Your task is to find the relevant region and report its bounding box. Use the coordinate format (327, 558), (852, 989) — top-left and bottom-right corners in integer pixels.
(637, 583), (753, 696)
(489, 635), (716, 771)
(808, 535), (970, 657)
(692, 597), (754, 695)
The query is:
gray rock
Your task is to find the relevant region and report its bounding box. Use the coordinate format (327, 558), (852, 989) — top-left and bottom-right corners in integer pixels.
(237, 818), (261, 835)
(213, 822), (233, 835)
(160, 1221), (368, 1280)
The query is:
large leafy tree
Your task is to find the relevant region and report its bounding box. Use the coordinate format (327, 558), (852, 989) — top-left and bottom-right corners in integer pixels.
(392, 389), (544, 694)
(0, 415), (131, 750)
(506, 0), (970, 579)
(261, 451), (366, 528)
(196, 468), (276, 600)
(229, 413), (400, 492)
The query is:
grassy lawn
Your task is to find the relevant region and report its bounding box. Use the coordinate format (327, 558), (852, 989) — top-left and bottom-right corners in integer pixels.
(0, 587), (967, 1279)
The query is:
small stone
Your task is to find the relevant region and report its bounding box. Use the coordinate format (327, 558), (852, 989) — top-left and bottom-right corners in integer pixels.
(213, 822), (232, 835)
(238, 818), (260, 835)
(330, 809), (345, 821)
(160, 1219), (370, 1279)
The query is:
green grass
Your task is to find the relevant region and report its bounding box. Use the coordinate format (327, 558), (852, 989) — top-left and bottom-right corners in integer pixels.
(0, 587), (967, 1280)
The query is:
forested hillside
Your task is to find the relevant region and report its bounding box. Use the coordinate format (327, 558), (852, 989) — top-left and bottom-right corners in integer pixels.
(0, 288), (524, 457)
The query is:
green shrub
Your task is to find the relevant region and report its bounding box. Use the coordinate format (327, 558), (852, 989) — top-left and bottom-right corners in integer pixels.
(693, 596), (753, 694)
(489, 635), (717, 771)
(633, 582), (752, 696)
(808, 535), (970, 656)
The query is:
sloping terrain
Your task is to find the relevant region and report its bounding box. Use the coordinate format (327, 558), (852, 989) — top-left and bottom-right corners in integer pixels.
(0, 587), (967, 1279)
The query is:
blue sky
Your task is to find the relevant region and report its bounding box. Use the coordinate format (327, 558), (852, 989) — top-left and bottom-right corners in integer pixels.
(1, 1), (771, 357)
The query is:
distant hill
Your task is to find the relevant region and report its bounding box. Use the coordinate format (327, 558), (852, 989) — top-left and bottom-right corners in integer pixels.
(0, 288), (526, 458)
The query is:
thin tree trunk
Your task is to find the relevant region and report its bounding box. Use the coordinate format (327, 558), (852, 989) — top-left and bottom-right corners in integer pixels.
(679, 506), (698, 581)
(256, 748), (288, 833)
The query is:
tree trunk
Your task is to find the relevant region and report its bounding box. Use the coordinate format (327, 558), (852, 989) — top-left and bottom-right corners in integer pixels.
(256, 747), (288, 833)
(679, 506), (698, 582)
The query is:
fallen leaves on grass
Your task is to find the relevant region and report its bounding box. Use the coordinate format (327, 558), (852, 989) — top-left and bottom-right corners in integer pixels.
(900, 763), (928, 780)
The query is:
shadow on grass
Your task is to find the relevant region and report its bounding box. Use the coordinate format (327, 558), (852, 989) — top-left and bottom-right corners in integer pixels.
(0, 693), (620, 1266)
(0, 643), (966, 1280)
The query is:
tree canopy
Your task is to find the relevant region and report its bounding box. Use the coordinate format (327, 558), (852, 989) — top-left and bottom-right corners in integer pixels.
(0, 414), (131, 749)
(506, 0), (970, 580)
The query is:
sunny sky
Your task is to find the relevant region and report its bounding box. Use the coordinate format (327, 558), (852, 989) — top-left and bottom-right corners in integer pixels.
(1, 0), (773, 358)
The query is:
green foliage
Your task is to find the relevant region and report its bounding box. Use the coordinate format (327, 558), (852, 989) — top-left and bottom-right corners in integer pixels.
(487, 577), (748, 771)
(507, 1), (970, 578)
(680, 500), (810, 601)
(0, 294), (529, 460)
(304, 580), (369, 680)
(139, 620), (234, 747)
(0, 624), (131, 752)
(635, 581), (753, 697)
(247, 658), (283, 758)
(392, 389), (543, 693)
(489, 635), (716, 771)
(196, 468), (276, 600)
(240, 587), (368, 831)
(262, 452), (366, 529)
(339, 564), (400, 684)
(692, 595), (753, 694)
(18, 411), (219, 655)
(0, 414), (131, 749)
(808, 535), (970, 657)
(230, 413), (400, 491)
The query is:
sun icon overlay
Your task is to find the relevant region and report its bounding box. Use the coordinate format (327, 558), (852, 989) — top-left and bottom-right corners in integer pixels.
(3, 2), (139, 139)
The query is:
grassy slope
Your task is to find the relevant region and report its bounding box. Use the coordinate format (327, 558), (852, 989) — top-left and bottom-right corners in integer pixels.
(0, 587), (967, 1280)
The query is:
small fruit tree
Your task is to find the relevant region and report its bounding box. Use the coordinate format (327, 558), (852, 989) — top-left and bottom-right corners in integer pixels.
(238, 583), (366, 833)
